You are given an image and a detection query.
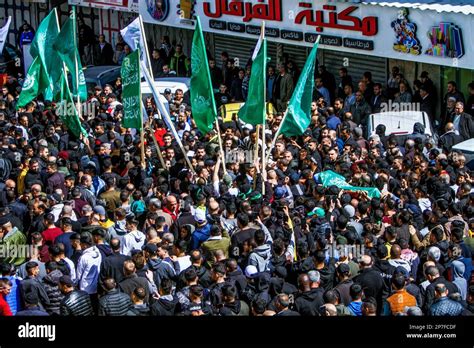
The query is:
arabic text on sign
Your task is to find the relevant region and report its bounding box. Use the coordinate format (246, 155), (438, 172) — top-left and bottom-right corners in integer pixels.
(203, 0), (283, 22)
(294, 4), (378, 37)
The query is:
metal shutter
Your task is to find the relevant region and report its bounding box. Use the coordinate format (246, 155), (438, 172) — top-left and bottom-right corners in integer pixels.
(323, 49), (388, 88)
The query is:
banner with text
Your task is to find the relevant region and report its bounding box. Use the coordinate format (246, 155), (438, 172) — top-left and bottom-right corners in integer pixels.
(139, 0), (473, 69)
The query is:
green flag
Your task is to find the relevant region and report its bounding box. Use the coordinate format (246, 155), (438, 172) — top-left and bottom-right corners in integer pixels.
(121, 49), (142, 130)
(279, 41), (319, 137)
(319, 170), (381, 199)
(17, 56), (50, 108)
(191, 16), (218, 135)
(238, 37), (267, 125)
(56, 74), (87, 138)
(53, 8), (87, 102)
(30, 8), (62, 101)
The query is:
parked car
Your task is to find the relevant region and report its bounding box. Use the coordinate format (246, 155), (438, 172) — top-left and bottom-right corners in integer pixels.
(367, 111), (437, 144)
(452, 138), (474, 170)
(0, 43), (22, 76)
(82, 65), (121, 91)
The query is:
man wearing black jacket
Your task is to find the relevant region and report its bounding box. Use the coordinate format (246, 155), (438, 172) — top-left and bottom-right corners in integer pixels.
(293, 273), (324, 316)
(98, 278), (133, 316)
(100, 238), (130, 284)
(59, 275), (94, 316)
(421, 265), (458, 314)
(354, 255), (384, 314)
(20, 261), (50, 310)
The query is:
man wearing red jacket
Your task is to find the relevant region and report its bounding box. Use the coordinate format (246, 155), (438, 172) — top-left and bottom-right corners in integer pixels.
(0, 278), (13, 316)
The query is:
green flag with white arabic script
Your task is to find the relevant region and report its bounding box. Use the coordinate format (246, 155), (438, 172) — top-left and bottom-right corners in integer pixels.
(56, 74), (87, 138)
(238, 37), (267, 126)
(279, 41), (319, 137)
(53, 7), (87, 102)
(121, 49), (142, 130)
(30, 8), (62, 101)
(191, 16), (218, 135)
(17, 56), (50, 108)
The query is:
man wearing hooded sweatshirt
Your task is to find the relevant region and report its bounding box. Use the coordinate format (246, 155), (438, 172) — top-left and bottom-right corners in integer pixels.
(76, 234), (102, 311)
(294, 273), (324, 316)
(144, 243), (176, 290)
(218, 284), (249, 316)
(191, 211), (211, 250)
(121, 216), (146, 256)
(248, 228), (273, 273)
(151, 278), (179, 316)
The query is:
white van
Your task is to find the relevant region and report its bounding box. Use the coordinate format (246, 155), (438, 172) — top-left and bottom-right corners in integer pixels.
(452, 138), (474, 169)
(367, 111), (437, 143)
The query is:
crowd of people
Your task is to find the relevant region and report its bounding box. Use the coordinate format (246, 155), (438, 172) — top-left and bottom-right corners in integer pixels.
(0, 26), (474, 317)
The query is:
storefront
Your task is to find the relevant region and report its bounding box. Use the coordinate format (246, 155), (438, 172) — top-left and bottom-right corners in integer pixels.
(138, 0), (473, 98)
(69, 0), (138, 48)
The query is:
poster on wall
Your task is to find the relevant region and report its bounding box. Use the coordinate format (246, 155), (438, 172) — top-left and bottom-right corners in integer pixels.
(69, 0), (138, 12)
(390, 8), (421, 55)
(138, 0), (474, 69)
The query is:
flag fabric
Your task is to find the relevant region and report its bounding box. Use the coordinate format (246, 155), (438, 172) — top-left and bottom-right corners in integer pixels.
(0, 16), (11, 54)
(191, 16), (217, 135)
(120, 17), (150, 75)
(318, 170), (381, 199)
(30, 9), (62, 101)
(238, 36), (267, 126)
(56, 74), (87, 138)
(279, 41), (319, 137)
(121, 49), (142, 130)
(53, 8), (87, 102)
(17, 56), (50, 108)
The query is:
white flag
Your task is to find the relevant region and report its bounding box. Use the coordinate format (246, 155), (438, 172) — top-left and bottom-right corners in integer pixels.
(0, 17), (11, 54)
(120, 17), (150, 75)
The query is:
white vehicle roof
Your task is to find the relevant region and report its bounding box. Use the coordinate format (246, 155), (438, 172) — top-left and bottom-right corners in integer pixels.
(141, 79), (189, 95)
(452, 138), (474, 154)
(369, 111), (433, 136)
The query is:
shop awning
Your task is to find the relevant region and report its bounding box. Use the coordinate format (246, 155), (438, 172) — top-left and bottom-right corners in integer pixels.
(328, 0), (474, 15)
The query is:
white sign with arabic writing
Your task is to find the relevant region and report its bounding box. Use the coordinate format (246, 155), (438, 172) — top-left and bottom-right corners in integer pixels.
(139, 0), (473, 69)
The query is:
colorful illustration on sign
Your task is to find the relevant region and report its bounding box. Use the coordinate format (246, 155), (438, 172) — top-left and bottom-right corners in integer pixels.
(425, 22), (464, 59)
(390, 9), (421, 55)
(178, 0), (195, 20)
(146, 0), (169, 21)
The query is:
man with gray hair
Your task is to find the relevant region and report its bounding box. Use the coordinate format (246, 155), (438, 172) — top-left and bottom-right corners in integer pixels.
(422, 265), (458, 313)
(451, 101), (474, 140)
(148, 198), (173, 227)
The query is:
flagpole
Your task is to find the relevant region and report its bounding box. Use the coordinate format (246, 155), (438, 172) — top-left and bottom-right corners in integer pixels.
(71, 6), (82, 122)
(265, 35), (320, 164)
(261, 21), (266, 196)
(138, 14), (155, 80)
(253, 124), (260, 190)
(140, 60), (195, 174)
(138, 49), (146, 167)
(215, 118), (226, 174)
(145, 109), (167, 170)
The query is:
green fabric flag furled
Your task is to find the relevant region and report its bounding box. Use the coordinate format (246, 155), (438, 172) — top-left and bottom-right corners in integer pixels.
(53, 8), (87, 102)
(238, 37), (267, 126)
(56, 74), (87, 138)
(17, 56), (50, 108)
(279, 41), (319, 137)
(318, 170), (381, 199)
(30, 8), (62, 101)
(121, 49), (142, 130)
(190, 17), (217, 135)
